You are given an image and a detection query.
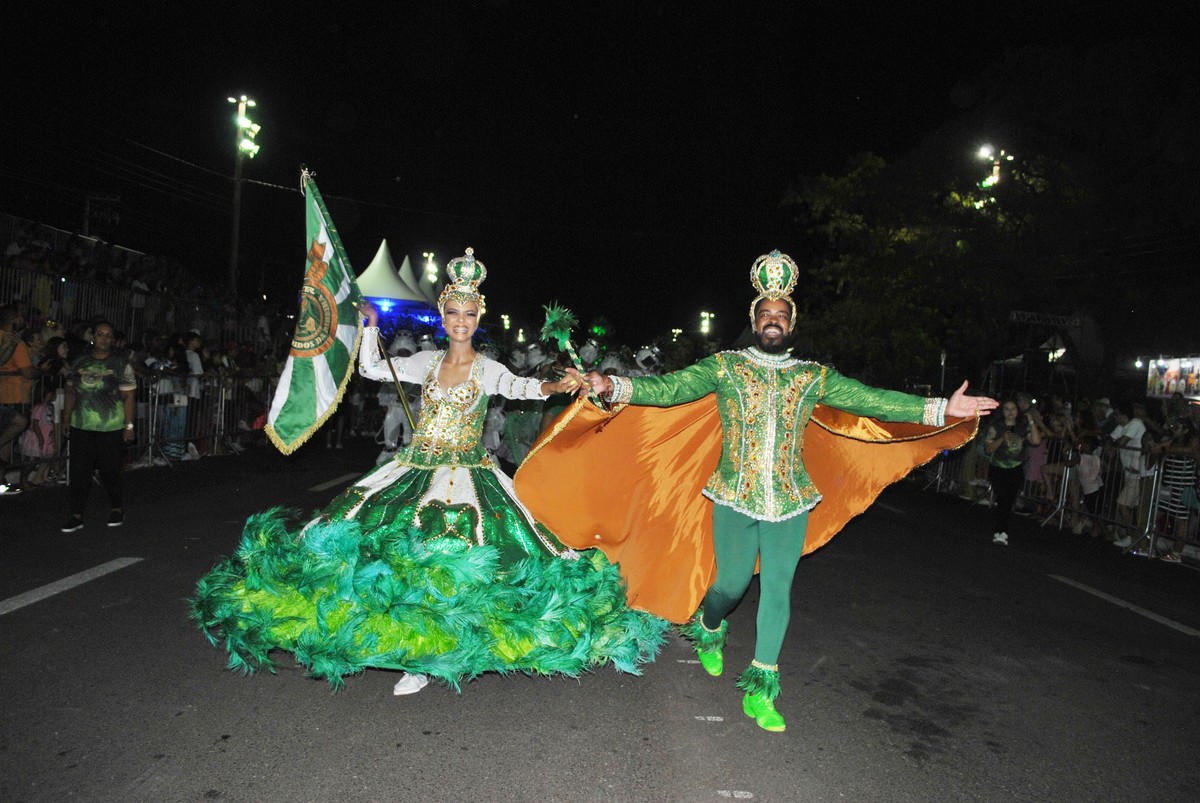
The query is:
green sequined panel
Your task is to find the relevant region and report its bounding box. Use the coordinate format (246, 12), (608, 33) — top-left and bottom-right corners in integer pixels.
(318, 466), (567, 567)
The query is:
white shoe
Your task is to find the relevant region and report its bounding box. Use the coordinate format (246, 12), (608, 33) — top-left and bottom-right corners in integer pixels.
(1113, 536), (1132, 549)
(186, 442), (202, 459)
(393, 673), (429, 696)
(993, 532), (1008, 545)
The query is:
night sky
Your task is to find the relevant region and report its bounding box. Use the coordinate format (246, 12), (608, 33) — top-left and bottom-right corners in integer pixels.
(1, 3), (1184, 346)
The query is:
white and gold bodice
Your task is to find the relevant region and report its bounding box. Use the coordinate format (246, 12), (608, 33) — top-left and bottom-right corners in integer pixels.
(358, 328), (547, 467)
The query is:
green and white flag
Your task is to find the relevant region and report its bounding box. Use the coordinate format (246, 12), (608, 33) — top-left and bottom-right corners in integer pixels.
(266, 174), (364, 454)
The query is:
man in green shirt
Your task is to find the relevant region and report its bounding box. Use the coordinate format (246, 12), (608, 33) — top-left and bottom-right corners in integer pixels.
(61, 321), (137, 532)
(582, 250), (997, 732)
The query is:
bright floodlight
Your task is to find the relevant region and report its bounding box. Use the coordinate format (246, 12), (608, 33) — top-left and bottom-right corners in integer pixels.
(978, 145), (994, 160)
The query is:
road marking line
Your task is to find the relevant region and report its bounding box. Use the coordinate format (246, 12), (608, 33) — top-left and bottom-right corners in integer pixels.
(0, 558), (143, 616)
(875, 502), (903, 514)
(308, 473), (359, 492)
(1049, 575), (1200, 637)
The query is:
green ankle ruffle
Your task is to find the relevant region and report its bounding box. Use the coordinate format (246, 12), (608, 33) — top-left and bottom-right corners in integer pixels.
(679, 611), (727, 652)
(736, 661), (781, 701)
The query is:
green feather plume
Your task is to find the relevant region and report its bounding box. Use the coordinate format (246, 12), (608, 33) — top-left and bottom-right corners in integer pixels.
(540, 302), (578, 350)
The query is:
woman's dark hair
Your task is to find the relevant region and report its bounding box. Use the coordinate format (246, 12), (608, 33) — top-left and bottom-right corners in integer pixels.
(38, 336), (69, 390)
(41, 336), (66, 359)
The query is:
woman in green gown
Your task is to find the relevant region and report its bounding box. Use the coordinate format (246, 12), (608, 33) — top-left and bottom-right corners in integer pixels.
(192, 249), (665, 692)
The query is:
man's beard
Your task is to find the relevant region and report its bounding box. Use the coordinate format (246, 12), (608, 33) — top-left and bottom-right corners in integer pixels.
(755, 327), (788, 354)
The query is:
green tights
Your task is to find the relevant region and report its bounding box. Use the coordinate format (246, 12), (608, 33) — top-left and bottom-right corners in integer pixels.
(700, 505), (808, 666)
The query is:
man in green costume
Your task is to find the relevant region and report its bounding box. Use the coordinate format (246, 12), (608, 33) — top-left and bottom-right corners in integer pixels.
(581, 250), (997, 732)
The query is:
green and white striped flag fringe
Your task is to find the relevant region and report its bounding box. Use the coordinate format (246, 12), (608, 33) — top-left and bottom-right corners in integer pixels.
(265, 175), (364, 454)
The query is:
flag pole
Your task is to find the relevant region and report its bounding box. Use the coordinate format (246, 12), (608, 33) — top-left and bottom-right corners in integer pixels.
(376, 337), (417, 433)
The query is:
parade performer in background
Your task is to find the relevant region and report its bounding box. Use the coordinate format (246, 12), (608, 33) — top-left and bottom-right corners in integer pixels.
(515, 250), (996, 732)
(192, 248), (665, 694)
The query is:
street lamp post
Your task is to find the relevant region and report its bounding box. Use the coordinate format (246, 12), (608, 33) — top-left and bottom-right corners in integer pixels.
(227, 95), (262, 296)
(422, 252), (439, 284)
(977, 144), (1013, 189)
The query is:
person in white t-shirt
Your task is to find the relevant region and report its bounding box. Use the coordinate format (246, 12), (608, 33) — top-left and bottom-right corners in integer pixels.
(1109, 403), (1150, 548)
(183, 332), (205, 458)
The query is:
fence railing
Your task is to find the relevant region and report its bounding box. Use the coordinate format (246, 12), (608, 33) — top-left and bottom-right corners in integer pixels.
(1, 373), (278, 491)
(1, 262), (267, 347)
(912, 437), (1196, 561)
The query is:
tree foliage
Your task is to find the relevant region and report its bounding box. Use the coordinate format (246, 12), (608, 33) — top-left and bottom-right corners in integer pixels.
(784, 39), (1198, 393)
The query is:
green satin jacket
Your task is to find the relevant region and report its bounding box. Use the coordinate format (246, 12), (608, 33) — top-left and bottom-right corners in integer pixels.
(608, 348), (947, 522)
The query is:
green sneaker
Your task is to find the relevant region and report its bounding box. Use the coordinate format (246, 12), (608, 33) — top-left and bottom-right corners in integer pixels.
(743, 691), (786, 733)
(697, 646), (724, 677)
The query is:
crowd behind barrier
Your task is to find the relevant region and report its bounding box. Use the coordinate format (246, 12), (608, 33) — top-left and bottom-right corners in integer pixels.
(912, 399), (1200, 565)
(1, 370), (280, 486)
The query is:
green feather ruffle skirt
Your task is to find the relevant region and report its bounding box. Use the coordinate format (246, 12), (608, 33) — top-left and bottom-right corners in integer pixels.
(192, 483), (666, 690)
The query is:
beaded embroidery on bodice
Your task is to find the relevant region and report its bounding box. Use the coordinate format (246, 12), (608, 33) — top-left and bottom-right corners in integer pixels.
(408, 352), (488, 464)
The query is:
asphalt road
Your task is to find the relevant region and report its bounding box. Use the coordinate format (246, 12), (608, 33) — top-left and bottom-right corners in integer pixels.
(2, 438), (1198, 802)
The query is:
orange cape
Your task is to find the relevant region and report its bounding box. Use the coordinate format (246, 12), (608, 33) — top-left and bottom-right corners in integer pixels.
(514, 396), (977, 622)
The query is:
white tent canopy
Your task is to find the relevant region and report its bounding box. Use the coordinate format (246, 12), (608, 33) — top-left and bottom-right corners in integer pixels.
(357, 240), (429, 304)
(398, 253), (440, 305)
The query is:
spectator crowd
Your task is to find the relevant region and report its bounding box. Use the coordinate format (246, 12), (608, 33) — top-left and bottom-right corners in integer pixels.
(953, 391), (1200, 562)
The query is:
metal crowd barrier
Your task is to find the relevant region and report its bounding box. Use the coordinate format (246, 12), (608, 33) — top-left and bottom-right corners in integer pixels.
(911, 437), (1195, 561)
(1, 262), (268, 347)
(2, 373), (278, 492)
